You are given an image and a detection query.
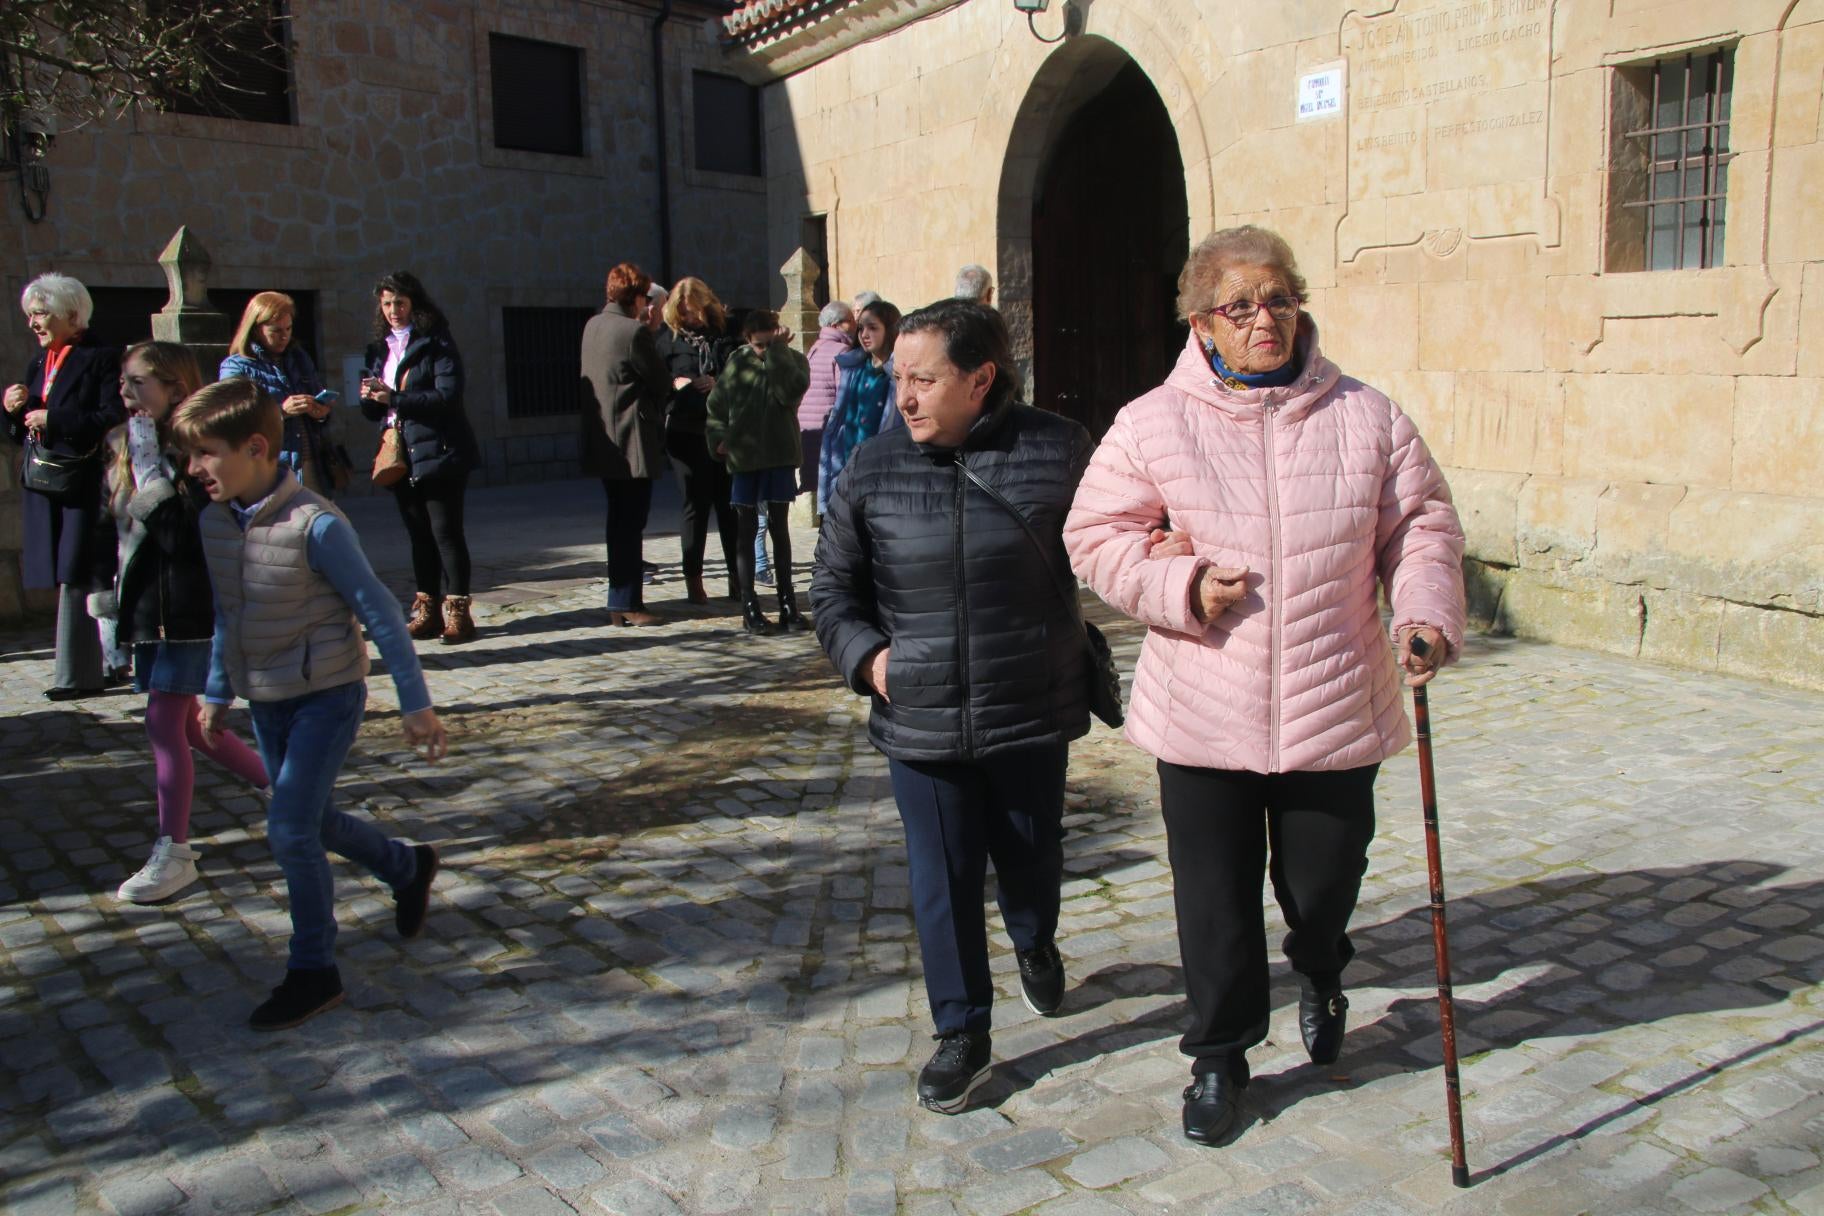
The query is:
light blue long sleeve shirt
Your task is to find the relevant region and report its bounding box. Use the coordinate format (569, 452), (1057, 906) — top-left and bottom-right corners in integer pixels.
(205, 510), (431, 715)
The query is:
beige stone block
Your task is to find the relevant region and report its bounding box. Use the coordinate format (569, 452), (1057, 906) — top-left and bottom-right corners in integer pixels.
(1801, 263), (1824, 377)
(919, 55), (994, 135)
(1667, 488), (1824, 613)
(1312, 283), (1419, 373)
(1465, 234), (1539, 281)
(1732, 376), (1824, 495)
(1495, 566), (1650, 658)
(1517, 474), (1604, 568)
(1592, 481), (1685, 571)
(1731, 32), (1780, 153)
(1767, 143), (1824, 265)
(1718, 601), (1824, 690)
(1443, 466), (1525, 567)
(1373, 370), (1457, 462)
(1635, 585), (1727, 673)
(1418, 278), (1544, 371)
(1560, 373), (1734, 487)
(1454, 371), (1556, 473)
(1349, 104), (1426, 201)
(1426, 83), (1551, 193)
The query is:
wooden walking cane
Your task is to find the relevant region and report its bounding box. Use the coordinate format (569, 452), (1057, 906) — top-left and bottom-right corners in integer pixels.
(1408, 635), (1470, 1188)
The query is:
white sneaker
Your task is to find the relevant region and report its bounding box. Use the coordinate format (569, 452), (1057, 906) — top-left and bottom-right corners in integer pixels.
(117, 837), (200, 904)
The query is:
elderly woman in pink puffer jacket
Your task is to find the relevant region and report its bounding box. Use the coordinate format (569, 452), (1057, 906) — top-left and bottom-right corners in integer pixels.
(1064, 225), (1465, 1149)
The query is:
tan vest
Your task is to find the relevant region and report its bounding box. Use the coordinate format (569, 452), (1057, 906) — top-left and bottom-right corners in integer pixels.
(199, 471), (371, 702)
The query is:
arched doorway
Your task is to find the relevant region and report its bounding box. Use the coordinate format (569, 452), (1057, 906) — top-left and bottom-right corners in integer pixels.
(1023, 56), (1189, 438)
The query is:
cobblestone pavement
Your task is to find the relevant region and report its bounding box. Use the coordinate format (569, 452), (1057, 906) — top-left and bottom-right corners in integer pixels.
(2, 478), (1821, 1216)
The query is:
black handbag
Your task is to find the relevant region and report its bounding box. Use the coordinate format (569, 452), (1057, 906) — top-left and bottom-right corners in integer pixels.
(958, 461), (1125, 728)
(21, 433), (97, 504)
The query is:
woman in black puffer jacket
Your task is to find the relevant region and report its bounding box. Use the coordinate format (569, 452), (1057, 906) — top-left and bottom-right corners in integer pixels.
(360, 271), (480, 644)
(810, 299), (1093, 1117)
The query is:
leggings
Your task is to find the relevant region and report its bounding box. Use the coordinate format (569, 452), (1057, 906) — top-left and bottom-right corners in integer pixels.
(665, 430), (737, 585)
(392, 471), (471, 598)
(733, 504), (793, 600)
(144, 692), (269, 842)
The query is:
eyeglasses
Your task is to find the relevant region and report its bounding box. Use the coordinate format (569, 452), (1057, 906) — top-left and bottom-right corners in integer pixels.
(1208, 296), (1302, 326)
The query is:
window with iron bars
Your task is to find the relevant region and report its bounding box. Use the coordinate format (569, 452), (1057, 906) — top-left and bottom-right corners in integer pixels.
(502, 307), (595, 419)
(1606, 48), (1734, 271)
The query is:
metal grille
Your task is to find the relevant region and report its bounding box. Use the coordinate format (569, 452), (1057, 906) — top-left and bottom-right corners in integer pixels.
(502, 307), (595, 420)
(1623, 49), (1733, 270)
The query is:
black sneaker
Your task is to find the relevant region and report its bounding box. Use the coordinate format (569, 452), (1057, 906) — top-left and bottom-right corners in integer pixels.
(394, 844), (439, 939)
(917, 1031), (992, 1114)
(1016, 942), (1065, 1016)
(249, 966), (344, 1031)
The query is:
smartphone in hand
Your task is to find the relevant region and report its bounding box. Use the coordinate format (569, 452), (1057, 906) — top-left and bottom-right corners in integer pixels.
(314, 388), (341, 405)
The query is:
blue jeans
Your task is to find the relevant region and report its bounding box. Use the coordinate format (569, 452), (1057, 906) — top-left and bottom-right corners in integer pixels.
(888, 741), (1068, 1034)
(249, 681), (417, 970)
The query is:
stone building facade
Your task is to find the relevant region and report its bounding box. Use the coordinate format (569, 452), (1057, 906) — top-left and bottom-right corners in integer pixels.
(1, 0), (771, 619)
(728, 0), (1824, 688)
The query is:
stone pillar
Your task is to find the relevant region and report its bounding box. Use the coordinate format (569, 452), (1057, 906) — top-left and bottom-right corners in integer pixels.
(778, 247), (822, 354)
(152, 227), (232, 371)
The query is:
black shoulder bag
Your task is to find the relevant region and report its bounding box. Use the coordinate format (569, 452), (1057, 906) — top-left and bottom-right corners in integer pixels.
(957, 460), (1124, 728)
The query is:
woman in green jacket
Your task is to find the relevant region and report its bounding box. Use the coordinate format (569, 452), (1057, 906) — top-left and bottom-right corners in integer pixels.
(707, 309), (811, 636)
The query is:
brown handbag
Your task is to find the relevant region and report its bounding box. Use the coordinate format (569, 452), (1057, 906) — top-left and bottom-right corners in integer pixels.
(371, 425), (408, 488)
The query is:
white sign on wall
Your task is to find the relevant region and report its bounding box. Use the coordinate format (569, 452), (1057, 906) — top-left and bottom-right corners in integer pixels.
(1296, 66), (1345, 123)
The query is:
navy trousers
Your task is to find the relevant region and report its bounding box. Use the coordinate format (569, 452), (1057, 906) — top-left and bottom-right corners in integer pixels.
(888, 741), (1068, 1035)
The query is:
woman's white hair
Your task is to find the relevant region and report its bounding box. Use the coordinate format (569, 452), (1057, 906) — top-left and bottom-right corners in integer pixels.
(21, 273), (94, 328)
(817, 300), (854, 328)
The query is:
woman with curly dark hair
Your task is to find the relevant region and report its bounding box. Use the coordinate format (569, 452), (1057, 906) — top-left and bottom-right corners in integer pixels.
(359, 271), (479, 644)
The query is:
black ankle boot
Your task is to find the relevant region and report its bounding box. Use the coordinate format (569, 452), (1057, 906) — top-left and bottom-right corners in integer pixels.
(741, 593), (775, 635)
(1299, 986), (1349, 1066)
(776, 586), (810, 632)
(249, 965), (344, 1031)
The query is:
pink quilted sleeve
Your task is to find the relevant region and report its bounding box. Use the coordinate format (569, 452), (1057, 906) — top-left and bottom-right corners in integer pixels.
(1064, 410), (1206, 636)
(1375, 398), (1467, 659)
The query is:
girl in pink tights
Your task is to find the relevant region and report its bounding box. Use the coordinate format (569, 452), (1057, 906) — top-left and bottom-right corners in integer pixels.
(91, 342), (269, 903)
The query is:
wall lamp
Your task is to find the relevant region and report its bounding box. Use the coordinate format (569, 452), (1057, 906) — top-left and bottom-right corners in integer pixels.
(1015, 0), (1079, 44)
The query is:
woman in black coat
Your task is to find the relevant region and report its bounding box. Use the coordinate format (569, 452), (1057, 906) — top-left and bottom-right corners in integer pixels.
(359, 271), (480, 644)
(659, 277), (741, 603)
(3, 273), (124, 698)
(810, 299), (1094, 1117)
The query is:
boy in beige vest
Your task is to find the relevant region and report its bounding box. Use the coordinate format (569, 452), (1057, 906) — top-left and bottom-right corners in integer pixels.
(174, 379), (447, 1030)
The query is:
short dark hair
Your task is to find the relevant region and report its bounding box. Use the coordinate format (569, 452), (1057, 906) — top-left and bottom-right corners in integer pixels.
(171, 376), (283, 454)
(372, 270), (447, 339)
(742, 308), (779, 337)
(895, 299), (1020, 410)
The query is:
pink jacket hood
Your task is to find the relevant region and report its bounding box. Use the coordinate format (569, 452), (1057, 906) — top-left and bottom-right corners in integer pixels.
(1065, 325), (1466, 772)
(800, 326), (856, 430)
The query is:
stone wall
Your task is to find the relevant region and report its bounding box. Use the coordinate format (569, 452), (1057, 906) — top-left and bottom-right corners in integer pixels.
(1, 0), (770, 618)
(751, 0), (1824, 688)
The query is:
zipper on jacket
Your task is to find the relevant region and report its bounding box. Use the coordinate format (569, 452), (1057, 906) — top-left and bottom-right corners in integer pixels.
(954, 461), (974, 759)
(1263, 401), (1284, 771)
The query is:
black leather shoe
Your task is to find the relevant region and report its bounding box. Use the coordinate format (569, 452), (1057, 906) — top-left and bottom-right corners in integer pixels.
(1182, 1066), (1248, 1146)
(249, 966), (344, 1031)
(394, 844), (439, 939)
(1300, 987), (1350, 1066)
(776, 587), (811, 633)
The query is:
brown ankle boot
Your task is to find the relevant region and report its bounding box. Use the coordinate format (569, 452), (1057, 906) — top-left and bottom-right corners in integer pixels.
(406, 592), (441, 640)
(439, 595), (475, 644)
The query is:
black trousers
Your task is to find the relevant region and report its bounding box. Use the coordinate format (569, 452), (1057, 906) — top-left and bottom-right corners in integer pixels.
(733, 504), (793, 601)
(392, 471), (471, 599)
(603, 477), (653, 611)
(889, 742), (1068, 1035)
(664, 429), (736, 586)
(1157, 760), (1379, 1074)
